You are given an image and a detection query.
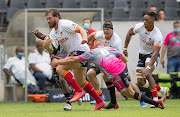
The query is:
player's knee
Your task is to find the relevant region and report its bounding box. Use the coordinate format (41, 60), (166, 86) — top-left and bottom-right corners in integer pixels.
(87, 69), (96, 79)
(56, 66), (64, 75)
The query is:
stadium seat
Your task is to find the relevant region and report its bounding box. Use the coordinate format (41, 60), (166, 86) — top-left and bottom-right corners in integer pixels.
(0, 0), (8, 26)
(96, 0), (111, 10)
(93, 9), (110, 21)
(9, 0), (25, 9)
(164, 0), (179, 9)
(164, 7), (178, 20)
(27, 0), (42, 8)
(147, 0), (162, 10)
(45, 0), (60, 8)
(6, 8), (20, 23)
(130, 0), (146, 10)
(62, 0), (76, 8)
(79, 0), (93, 8)
(111, 8), (127, 21)
(128, 8), (143, 21)
(114, 0), (129, 12)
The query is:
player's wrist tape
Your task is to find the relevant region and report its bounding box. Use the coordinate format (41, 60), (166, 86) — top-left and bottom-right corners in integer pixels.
(146, 65), (151, 70)
(123, 47), (127, 51)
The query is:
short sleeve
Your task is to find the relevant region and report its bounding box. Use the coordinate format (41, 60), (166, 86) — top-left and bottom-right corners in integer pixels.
(109, 47), (122, 58)
(111, 34), (122, 52)
(3, 58), (13, 70)
(28, 53), (36, 64)
(78, 51), (94, 61)
(154, 31), (163, 47)
(94, 31), (104, 39)
(163, 32), (172, 45)
(62, 20), (78, 33)
(133, 23), (144, 34)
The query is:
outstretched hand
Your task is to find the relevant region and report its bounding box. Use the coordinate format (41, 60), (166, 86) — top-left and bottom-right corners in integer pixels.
(51, 58), (59, 67)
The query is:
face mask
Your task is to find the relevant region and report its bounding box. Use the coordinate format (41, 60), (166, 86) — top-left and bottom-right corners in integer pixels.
(83, 23), (90, 29)
(17, 53), (24, 58)
(174, 28), (180, 33)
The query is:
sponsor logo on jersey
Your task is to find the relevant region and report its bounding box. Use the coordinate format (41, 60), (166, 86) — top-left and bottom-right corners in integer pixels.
(58, 37), (69, 44)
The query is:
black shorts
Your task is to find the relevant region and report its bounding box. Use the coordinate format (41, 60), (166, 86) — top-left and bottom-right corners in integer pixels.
(137, 53), (159, 68)
(88, 63), (101, 75)
(70, 51), (88, 67)
(113, 67), (130, 92)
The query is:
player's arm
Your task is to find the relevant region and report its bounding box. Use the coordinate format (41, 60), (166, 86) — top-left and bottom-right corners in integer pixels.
(148, 45), (161, 67)
(76, 26), (88, 44)
(43, 37), (54, 53)
(51, 56), (81, 66)
(119, 53), (127, 63)
(32, 29), (46, 40)
(160, 45), (167, 67)
(88, 32), (96, 43)
(123, 27), (135, 56)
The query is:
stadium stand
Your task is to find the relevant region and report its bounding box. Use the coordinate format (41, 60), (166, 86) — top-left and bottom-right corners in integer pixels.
(111, 8), (127, 21)
(0, 0), (7, 26)
(147, 0), (162, 10)
(6, 8), (19, 22)
(164, 7), (179, 20)
(96, 0), (111, 11)
(164, 0), (179, 9)
(128, 8), (143, 21)
(45, 0), (60, 8)
(114, 0), (129, 12)
(27, 0), (42, 8)
(93, 9), (110, 21)
(130, 0), (146, 10)
(79, 0), (93, 8)
(62, 0), (77, 8)
(9, 0), (25, 9)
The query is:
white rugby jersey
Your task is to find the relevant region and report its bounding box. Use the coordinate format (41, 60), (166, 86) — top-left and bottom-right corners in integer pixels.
(94, 31), (122, 52)
(133, 23), (162, 54)
(49, 19), (90, 54)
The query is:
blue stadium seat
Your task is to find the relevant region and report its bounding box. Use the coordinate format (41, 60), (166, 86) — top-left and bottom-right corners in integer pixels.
(80, 0), (93, 8)
(114, 0), (129, 12)
(9, 0), (25, 9)
(164, 0), (179, 9)
(147, 0), (162, 10)
(128, 8), (143, 21)
(0, 0), (8, 26)
(96, 0), (111, 9)
(62, 0), (76, 8)
(45, 0), (60, 8)
(27, 0), (42, 8)
(93, 9), (110, 21)
(131, 0), (146, 10)
(111, 8), (127, 21)
(164, 7), (178, 20)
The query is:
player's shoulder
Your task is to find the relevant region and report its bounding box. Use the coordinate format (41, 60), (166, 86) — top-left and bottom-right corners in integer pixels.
(113, 32), (120, 39)
(135, 23), (144, 28)
(154, 26), (162, 36)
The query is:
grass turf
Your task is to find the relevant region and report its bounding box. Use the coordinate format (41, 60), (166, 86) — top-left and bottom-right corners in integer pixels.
(0, 99), (180, 117)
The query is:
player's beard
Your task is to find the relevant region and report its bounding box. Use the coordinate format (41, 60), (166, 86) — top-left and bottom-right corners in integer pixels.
(49, 19), (56, 28)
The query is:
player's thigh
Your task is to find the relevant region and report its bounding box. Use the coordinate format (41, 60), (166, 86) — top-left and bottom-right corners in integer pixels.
(73, 67), (87, 86)
(87, 68), (97, 79)
(103, 74), (111, 82)
(56, 63), (79, 74)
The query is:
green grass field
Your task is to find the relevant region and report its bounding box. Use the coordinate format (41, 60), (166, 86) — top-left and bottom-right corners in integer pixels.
(0, 99), (180, 117)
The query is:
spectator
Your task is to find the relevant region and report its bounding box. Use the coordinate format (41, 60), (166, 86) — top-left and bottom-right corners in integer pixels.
(148, 5), (157, 13)
(3, 47), (37, 94)
(160, 21), (180, 73)
(83, 18), (96, 49)
(28, 40), (56, 94)
(158, 9), (165, 22)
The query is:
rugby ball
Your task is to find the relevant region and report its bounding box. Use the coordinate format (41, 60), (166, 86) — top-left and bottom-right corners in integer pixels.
(45, 34), (58, 51)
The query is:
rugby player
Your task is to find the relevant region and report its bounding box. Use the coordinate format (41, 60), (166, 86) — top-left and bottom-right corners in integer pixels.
(51, 39), (165, 109)
(123, 11), (169, 108)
